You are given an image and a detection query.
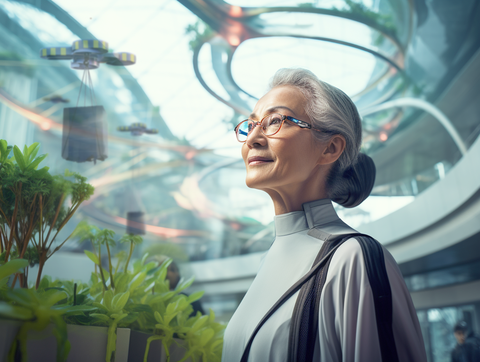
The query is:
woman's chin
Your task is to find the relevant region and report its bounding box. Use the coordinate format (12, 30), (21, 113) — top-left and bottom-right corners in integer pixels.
(245, 177), (265, 190)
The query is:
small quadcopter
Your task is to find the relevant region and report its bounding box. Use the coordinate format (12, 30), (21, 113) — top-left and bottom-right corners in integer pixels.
(40, 39), (137, 163)
(40, 39), (135, 70)
(117, 123), (158, 136)
(43, 95), (69, 103)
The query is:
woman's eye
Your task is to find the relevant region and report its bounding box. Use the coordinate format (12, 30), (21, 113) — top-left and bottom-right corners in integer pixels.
(270, 117), (282, 125)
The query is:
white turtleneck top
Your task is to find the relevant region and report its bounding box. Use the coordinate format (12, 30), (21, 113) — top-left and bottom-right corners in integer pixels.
(222, 199), (427, 362)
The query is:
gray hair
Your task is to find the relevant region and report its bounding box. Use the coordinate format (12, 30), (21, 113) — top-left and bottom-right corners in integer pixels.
(268, 68), (374, 207)
(268, 68), (362, 171)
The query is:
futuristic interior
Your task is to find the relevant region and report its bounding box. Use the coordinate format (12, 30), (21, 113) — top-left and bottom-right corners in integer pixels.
(0, 0), (479, 361)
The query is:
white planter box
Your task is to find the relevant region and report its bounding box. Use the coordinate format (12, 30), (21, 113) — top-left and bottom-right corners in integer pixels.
(0, 320), (21, 362)
(0, 321), (190, 362)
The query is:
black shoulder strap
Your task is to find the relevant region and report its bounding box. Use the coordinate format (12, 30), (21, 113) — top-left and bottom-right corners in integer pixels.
(287, 234), (341, 362)
(357, 235), (399, 362)
(289, 234), (399, 362)
(240, 233), (367, 362)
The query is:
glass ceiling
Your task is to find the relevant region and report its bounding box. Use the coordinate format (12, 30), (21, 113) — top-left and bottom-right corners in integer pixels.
(0, 0), (479, 261)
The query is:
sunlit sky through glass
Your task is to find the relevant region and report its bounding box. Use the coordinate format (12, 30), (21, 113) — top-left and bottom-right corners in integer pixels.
(52, 0), (375, 158)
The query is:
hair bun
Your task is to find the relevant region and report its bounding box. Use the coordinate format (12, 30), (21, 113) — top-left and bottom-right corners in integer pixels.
(332, 153), (376, 208)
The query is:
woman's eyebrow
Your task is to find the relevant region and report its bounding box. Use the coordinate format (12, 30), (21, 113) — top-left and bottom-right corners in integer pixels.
(249, 106), (297, 120)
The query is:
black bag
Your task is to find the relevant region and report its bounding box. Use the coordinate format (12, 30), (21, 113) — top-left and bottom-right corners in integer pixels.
(240, 233), (399, 362)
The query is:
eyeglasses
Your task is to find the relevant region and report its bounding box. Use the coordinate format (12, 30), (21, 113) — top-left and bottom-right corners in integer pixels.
(234, 113), (323, 143)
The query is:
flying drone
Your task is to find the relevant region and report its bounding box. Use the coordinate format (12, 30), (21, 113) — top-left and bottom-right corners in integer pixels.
(117, 123), (158, 136)
(43, 95), (69, 103)
(39, 40), (136, 163)
(40, 39), (135, 69)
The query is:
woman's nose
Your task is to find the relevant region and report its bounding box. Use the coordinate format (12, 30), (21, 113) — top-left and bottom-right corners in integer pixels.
(246, 122), (266, 147)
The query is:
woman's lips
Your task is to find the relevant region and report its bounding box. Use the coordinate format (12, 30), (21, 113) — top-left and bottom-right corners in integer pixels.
(248, 156), (273, 165)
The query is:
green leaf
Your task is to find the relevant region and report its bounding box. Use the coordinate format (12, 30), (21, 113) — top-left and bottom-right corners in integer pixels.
(124, 303), (152, 314)
(129, 272), (146, 292)
(191, 315), (208, 333)
(0, 139), (7, 161)
(111, 291), (129, 311)
(114, 273), (129, 293)
(84, 250), (100, 265)
(0, 302), (34, 321)
(103, 290), (114, 310)
(26, 153), (47, 171)
(187, 291), (204, 304)
(92, 302), (108, 312)
(199, 328), (214, 347)
(36, 166), (50, 177)
(122, 314), (139, 327)
(113, 313), (128, 323)
(51, 305), (96, 314)
(97, 229), (116, 246)
(140, 253), (150, 266)
(210, 339), (223, 351)
(28, 142), (40, 162)
(166, 302), (176, 315)
(154, 311), (164, 324)
(5, 288), (37, 307)
(38, 275), (52, 290)
(43, 289), (68, 307)
(175, 276), (194, 293)
(90, 313), (111, 323)
(0, 259), (29, 280)
(120, 234), (143, 245)
(208, 309), (215, 323)
(13, 145), (26, 171)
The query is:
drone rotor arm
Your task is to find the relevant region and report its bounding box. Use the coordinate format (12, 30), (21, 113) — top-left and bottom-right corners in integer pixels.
(101, 52), (136, 66)
(40, 47), (73, 60)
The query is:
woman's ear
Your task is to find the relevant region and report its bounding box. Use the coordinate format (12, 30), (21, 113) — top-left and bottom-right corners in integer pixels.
(318, 134), (346, 165)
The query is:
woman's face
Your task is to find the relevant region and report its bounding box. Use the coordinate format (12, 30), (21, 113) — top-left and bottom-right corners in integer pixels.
(241, 85), (327, 192)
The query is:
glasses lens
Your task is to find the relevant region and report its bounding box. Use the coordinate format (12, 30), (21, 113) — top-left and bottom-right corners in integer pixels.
(236, 120), (250, 142)
(263, 114), (283, 136)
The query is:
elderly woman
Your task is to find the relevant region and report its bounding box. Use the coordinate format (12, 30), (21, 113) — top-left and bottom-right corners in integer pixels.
(222, 68), (427, 362)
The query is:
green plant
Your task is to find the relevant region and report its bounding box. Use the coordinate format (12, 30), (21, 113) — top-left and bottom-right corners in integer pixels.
(1, 288), (93, 362)
(331, 0), (397, 43)
(185, 20), (215, 51)
(0, 261), (94, 362)
(0, 258), (29, 290)
(176, 309), (225, 362)
(71, 224), (225, 362)
(0, 140), (94, 288)
(119, 233), (143, 272)
(0, 224), (224, 362)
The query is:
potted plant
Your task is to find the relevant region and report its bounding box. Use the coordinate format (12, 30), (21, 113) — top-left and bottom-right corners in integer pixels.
(0, 140), (225, 361)
(0, 139), (95, 361)
(0, 225), (225, 361)
(0, 139), (95, 288)
(68, 223), (225, 362)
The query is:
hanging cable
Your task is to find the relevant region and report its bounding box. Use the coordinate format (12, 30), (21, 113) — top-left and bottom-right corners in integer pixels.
(76, 68), (86, 108)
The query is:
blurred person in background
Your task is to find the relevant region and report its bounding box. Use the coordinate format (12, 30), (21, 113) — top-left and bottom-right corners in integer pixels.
(451, 321), (480, 362)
